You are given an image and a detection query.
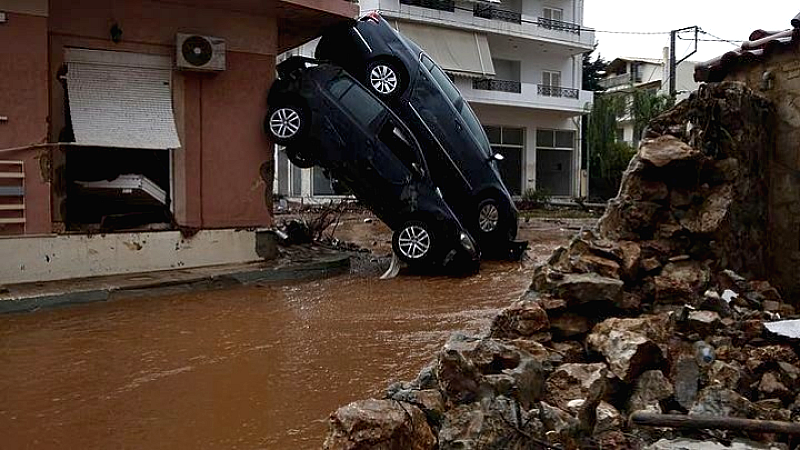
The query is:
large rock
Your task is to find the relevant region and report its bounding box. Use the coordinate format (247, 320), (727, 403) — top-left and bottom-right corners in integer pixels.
(533, 267), (624, 308)
(587, 326), (664, 383)
(679, 184), (734, 235)
(653, 261), (711, 304)
(627, 370), (674, 413)
(544, 362), (609, 409)
(438, 396), (544, 450)
(490, 300), (550, 339)
(323, 399), (436, 450)
(436, 334), (546, 408)
(638, 135), (701, 168)
(689, 385), (755, 418)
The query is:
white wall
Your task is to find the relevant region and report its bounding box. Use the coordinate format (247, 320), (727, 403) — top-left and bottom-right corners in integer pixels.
(0, 229), (265, 284)
(487, 34), (578, 86)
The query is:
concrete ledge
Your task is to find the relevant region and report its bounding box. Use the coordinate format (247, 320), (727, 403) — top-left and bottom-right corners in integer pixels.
(0, 252), (350, 314)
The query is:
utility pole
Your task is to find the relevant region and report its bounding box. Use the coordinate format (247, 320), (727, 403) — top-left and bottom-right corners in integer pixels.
(669, 26), (699, 97)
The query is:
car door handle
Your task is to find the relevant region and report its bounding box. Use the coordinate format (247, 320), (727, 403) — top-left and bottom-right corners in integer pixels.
(455, 120), (462, 131)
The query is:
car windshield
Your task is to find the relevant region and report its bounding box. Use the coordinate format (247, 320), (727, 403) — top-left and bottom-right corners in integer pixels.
(327, 75), (385, 126)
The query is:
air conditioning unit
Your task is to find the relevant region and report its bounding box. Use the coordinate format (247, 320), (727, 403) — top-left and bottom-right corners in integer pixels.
(176, 33), (226, 72)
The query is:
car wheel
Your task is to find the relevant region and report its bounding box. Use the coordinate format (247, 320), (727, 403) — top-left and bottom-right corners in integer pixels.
(366, 60), (402, 98)
(477, 198), (502, 234)
(285, 147), (314, 169)
(266, 104), (306, 145)
(392, 220), (436, 266)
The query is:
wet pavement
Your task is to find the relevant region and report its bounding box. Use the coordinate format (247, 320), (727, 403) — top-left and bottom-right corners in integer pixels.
(0, 217), (591, 449)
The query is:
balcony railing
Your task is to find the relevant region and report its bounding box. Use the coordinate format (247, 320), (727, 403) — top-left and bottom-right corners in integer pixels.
(473, 78), (522, 94)
(598, 73), (643, 89)
(537, 17), (581, 34)
(399, 0), (454, 12)
(473, 4), (522, 24)
(537, 85), (579, 99)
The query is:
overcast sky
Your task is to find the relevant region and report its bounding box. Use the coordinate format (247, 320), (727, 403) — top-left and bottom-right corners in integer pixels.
(583, 2), (799, 63)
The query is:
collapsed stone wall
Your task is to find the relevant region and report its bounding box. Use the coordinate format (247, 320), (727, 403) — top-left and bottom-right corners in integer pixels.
(323, 83), (800, 450)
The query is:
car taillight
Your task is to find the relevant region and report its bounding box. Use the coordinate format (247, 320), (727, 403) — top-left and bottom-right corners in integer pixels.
(363, 11), (381, 23)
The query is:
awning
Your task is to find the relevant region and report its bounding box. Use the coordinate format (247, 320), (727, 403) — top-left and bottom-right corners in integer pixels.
(65, 48), (181, 150)
(394, 21), (495, 79)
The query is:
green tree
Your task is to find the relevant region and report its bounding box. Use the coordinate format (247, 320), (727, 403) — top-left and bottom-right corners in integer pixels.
(630, 89), (674, 143)
(586, 93), (633, 199)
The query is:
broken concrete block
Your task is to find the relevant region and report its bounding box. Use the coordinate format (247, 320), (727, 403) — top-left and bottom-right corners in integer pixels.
(645, 438), (786, 450)
(764, 319), (800, 341)
(758, 372), (791, 402)
(438, 396), (545, 450)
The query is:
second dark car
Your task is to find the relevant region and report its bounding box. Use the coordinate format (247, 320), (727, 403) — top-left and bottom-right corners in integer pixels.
(266, 57), (479, 272)
(315, 13), (527, 259)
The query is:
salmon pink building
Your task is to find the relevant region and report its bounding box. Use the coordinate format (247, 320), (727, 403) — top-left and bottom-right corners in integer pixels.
(0, 0), (357, 283)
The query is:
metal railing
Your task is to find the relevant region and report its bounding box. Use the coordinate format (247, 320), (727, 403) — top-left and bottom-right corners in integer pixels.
(473, 4), (522, 24)
(537, 17), (581, 34)
(399, 0), (454, 12)
(537, 85), (579, 99)
(598, 73), (643, 89)
(473, 78), (522, 93)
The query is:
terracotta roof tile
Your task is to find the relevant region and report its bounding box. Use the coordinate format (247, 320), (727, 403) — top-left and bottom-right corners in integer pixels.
(694, 12), (800, 82)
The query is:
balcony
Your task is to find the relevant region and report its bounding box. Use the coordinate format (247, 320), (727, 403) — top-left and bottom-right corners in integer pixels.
(473, 78), (521, 93)
(598, 73), (643, 90)
(457, 79), (593, 114)
(359, 0), (595, 52)
(399, 0), (454, 12)
(536, 17), (581, 34)
(473, 4), (521, 24)
(537, 85), (579, 99)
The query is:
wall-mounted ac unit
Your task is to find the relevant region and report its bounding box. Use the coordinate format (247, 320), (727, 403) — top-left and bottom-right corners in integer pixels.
(176, 33), (226, 72)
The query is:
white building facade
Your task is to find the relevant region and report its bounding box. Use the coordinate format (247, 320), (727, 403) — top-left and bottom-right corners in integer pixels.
(276, 0), (595, 199)
(599, 54), (698, 147)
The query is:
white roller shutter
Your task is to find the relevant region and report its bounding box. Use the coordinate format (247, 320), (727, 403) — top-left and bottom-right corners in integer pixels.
(394, 21), (495, 79)
(65, 48), (181, 150)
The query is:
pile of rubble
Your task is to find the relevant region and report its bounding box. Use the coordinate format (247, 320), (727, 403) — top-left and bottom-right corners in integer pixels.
(323, 83), (800, 450)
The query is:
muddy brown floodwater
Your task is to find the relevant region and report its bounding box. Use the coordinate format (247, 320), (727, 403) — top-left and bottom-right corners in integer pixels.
(0, 218), (589, 449)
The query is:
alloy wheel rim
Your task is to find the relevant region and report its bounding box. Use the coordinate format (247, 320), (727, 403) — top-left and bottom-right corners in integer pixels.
(269, 108), (301, 139)
(369, 64), (398, 95)
(398, 225), (430, 259)
(479, 203), (499, 232)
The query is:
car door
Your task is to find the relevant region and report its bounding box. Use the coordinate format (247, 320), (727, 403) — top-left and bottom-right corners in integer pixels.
(322, 74), (411, 220)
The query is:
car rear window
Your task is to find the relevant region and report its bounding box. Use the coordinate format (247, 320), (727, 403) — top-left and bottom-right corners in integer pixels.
(328, 76), (385, 126)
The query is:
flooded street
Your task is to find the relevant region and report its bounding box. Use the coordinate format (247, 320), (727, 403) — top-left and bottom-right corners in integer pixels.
(1, 262), (533, 449)
(0, 218), (588, 449)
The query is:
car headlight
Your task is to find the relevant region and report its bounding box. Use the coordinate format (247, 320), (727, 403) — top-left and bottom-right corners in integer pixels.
(459, 232), (476, 254)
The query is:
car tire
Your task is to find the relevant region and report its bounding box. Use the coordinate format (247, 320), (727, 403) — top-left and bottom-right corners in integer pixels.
(366, 60), (403, 98)
(392, 219), (436, 266)
(476, 196), (509, 239)
(265, 103), (307, 146)
(285, 147), (315, 169)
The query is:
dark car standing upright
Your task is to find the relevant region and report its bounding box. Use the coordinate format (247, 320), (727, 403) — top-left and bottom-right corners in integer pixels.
(315, 13), (527, 259)
(265, 57), (479, 272)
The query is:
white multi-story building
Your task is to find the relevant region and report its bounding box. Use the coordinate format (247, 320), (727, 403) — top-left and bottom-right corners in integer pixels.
(599, 53), (698, 147)
(275, 0), (596, 200)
